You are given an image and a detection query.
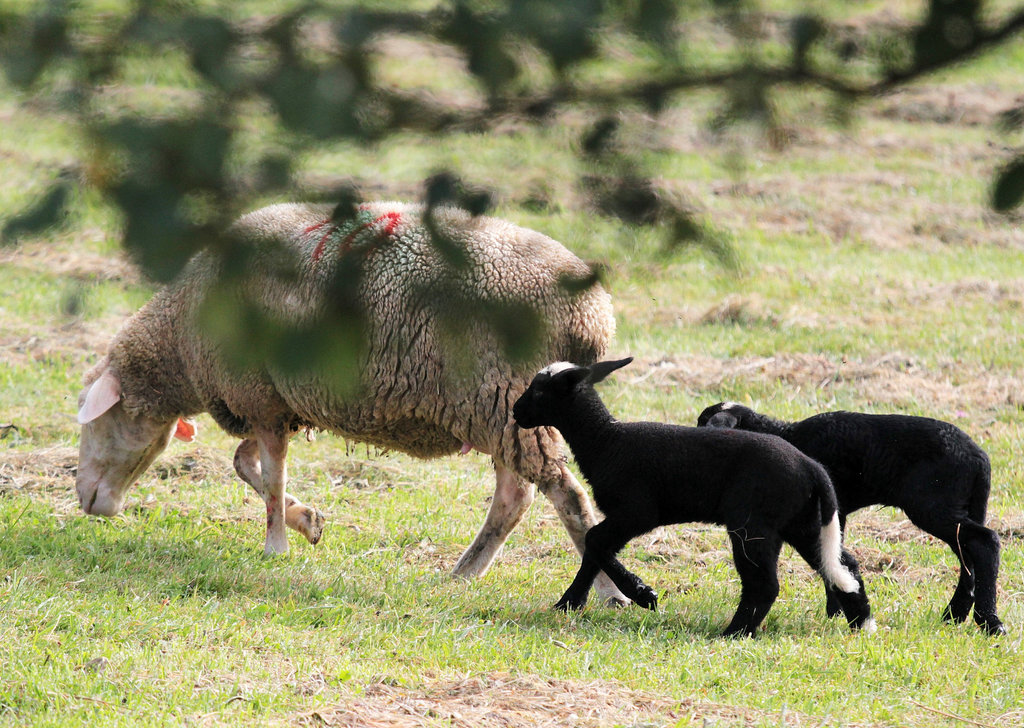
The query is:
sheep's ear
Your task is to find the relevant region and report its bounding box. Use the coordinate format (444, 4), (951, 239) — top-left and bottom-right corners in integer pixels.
(706, 411), (739, 429)
(587, 357), (633, 384)
(174, 418), (197, 442)
(554, 366), (590, 389)
(78, 368), (122, 424)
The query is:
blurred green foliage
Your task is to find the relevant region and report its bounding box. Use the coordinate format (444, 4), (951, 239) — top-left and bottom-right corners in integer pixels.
(2, 0), (1022, 367)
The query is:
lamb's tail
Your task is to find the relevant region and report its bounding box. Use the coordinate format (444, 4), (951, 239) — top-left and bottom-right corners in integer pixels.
(967, 454), (992, 525)
(811, 462), (860, 594)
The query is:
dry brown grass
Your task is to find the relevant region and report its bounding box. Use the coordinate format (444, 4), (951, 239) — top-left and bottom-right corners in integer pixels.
(629, 353), (1024, 412)
(294, 671), (837, 728)
(0, 240), (140, 283)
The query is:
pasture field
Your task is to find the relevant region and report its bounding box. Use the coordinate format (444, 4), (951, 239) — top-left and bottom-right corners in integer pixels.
(2, 2), (1024, 726)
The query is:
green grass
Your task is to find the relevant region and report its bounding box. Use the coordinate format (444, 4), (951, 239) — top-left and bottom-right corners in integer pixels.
(3, 2), (1024, 726)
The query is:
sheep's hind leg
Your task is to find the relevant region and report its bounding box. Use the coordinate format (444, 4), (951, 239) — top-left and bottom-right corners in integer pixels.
(942, 561), (976, 626)
(908, 513), (1005, 635)
(937, 520), (1006, 636)
(784, 526), (873, 631)
(453, 462), (536, 578)
(723, 529), (782, 637)
(822, 512), (850, 619)
(234, 437), (325, 549)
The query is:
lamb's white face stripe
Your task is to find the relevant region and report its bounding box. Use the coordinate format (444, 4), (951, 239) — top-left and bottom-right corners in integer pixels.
(722, 401), (740, 410)
(539, 362), (577, 377)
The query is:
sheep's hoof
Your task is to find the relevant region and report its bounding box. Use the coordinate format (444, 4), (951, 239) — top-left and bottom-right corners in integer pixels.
(856, 617), (878, 634)
(594, 575), (630, 607)
(632, 586), (658, 611)
(942, 601), (972, 624)
(304, 508), (326, 546)
(600, 593), (631, 608)
(554, 594), (586, 612)
(825, 600), (843, 619)
(977, 615), (1007, 636)
(263, 543), (289, 557)
(721, 626), (755, 639)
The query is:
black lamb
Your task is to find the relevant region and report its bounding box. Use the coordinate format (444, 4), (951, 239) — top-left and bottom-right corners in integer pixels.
(512, 358), (874, 637)
(697, 401), (1005, 635)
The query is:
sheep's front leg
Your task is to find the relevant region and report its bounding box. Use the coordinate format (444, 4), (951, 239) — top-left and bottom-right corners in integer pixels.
(234, 438), (325, 546)
(251, 429), (290, 555)
(540, 463), (631, 606)
(555, 519), (657, 611)
(453, 462), (536, 578)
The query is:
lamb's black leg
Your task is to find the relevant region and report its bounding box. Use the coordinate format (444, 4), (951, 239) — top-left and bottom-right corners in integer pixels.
(823, 585), (842, 619)
(598, 557), (658, 610)
(822, 512), (849, 619)
(555, 519), (657, 611)
(926, 518), (977, 625)
(833, 548), (873, 630)
(555, 553), (602, 611)
(723, 529), (781, 637)
(957, 521), (1005, 636)
(942, 576), (975, 624)
(784, 526), (872, 631)
(910, 514), (1006, 636)
(941, 548), (977, 625)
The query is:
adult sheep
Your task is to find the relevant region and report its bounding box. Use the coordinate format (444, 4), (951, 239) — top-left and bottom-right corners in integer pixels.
(76, 201), (626, 602)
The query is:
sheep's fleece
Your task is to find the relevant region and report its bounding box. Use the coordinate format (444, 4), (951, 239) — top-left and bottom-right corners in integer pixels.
(77, 202), (624, 599)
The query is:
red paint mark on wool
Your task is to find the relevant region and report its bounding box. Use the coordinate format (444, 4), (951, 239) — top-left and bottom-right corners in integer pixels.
(311, 228), (335, 262)
(307, 219), (334, 262)
(303, 220), (329, 236)
(375, 211), (401, 235)
(310, 210), (402, 263)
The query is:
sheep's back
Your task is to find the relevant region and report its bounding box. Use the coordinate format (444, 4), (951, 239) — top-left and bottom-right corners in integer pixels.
(226, 202), (613, 456)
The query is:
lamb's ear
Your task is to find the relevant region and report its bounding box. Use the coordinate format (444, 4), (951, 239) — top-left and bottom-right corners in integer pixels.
(78, 368), (122, 424)
(174, 418), (197, 442)
(706, 411), (739, 429)
(554, 366), (590, 389)
(587, 357), (633, 384)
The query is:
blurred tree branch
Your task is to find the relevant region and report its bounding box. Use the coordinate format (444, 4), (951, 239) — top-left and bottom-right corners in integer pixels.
(3, 0), (1023, 279)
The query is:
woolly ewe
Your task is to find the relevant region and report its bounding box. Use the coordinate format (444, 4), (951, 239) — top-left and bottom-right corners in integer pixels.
(77, 202), (626, 602)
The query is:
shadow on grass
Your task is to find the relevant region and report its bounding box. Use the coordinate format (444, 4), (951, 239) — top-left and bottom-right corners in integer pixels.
(0, 497), (384, 608)
(5, 497), (845, 642)
(466, 598), (730, 642)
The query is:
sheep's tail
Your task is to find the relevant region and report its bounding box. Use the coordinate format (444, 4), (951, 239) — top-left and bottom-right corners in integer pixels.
(967, 453), (992, 525)
(811, 463), (860, 594)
